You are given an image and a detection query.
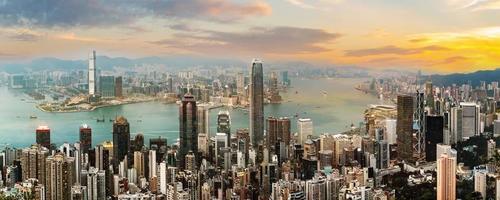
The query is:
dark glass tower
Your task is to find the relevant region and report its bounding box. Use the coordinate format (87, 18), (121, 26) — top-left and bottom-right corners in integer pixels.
(250, 59), (264, 147)
(79, 124), (92, 154)
(112, 116), (130, 170)
(179, 93), (197, 169)
(36, 126), (51, 149)
(397, 95), (414, 163)
(425, 115), (444, 162)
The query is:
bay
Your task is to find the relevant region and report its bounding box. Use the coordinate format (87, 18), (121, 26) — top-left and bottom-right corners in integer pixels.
(0, 78), (380, 148)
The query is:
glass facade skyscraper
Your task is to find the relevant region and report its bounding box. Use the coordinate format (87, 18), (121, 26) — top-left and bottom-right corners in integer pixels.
(250, 59), (264, 147)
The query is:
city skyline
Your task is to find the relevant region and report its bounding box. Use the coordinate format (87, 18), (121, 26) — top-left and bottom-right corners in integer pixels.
(0, 1), (500, 73)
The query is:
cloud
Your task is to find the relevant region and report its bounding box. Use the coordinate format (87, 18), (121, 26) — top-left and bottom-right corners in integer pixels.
(448, 0), (500, 10)
(344, 45), (448, 57)
(151, 26), (340, 54)
(0, 0), (272, 28)
(285, 0), (344, 10)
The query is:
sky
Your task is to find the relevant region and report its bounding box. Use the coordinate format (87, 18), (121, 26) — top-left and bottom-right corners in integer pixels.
(1, 0), (500, 73)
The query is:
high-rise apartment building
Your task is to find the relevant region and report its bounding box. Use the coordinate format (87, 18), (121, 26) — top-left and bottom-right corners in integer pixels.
(437, 153), (456, 200)
(45, 153), (75, 200)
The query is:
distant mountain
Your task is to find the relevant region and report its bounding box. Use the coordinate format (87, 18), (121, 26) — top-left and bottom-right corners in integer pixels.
(0, 56), (248, 73)
(0, 56), (359, 74)
(428, 68), (500, 87)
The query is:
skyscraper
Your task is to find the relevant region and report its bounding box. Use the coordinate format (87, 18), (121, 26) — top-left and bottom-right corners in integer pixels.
(397, 95), (414, 163)
(250, 59), (264, 146)
(45, 153), (76, 200)
(80, 124), (92, 154)
(449, 107), (463, 143)
(437, 153), (456, 200)
(114, 76), (123, 98)
(425, 115), (444, 162)
(217, 110), (231, 141)
(460, 102), (480, 138)
(99, 75), (115, 98)
(88, 50), (97, 95)
(266, 117), (291, 149)
(179, 93), (198, 169)
(36, 126), (51, 149)
(113, 116), (130, 170)
(298, 118), (313, 145)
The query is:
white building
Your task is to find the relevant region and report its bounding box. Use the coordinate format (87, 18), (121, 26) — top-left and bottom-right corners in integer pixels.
(298, 118), (313, 145)
(88, 50), (97, 95)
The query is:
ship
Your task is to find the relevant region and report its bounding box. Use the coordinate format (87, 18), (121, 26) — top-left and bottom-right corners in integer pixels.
(29, 115), (37, 119)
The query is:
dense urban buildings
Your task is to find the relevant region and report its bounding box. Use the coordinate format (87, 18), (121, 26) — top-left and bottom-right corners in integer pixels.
(3, 58), (500, 200)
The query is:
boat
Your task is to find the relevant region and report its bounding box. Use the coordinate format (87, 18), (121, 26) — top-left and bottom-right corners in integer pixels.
(96, 115), (105, 122)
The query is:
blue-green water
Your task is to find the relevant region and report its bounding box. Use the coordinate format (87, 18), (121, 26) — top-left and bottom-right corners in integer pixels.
(0, 78), (380, 148)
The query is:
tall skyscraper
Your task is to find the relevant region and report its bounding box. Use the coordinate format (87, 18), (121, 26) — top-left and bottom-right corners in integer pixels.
(437, 153), (456, 200)
(250, 59), (264, 146)
(217, 110), (231, 141)
(460, 102), (480, 138)
(88, 50), (97, 95)
(45, 153), (76, 200)
(425, 115), (444, 162)
(80, 124), (92, 154)
(113, 116), (130, 170)
(179, 93), (198, 169)
(36, 126), (51, 149)
(397, 95), (414, 163)
(298, 118), (313, 145)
